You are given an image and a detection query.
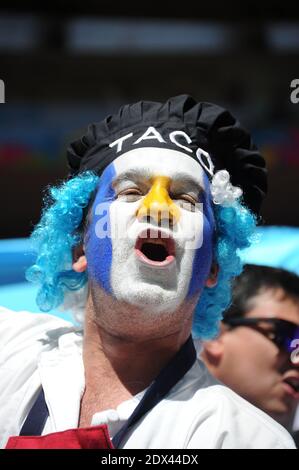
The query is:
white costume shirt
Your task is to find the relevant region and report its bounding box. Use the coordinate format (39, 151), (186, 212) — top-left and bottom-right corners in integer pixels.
(0, 307), (295, 449)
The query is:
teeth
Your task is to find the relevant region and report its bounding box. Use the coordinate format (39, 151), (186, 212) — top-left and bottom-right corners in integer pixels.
(141, 238), (166, 246)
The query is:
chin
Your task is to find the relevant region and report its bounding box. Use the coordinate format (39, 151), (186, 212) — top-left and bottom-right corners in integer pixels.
(114, 280), (186, 314)
(264, 398), (295, 419)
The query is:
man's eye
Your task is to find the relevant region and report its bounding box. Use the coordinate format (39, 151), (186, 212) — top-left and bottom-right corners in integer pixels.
(181, 195), (197, 205)
(171, 193), (197, 204)
(172, 195), (199, 212)
(174, 194), (197, 205)
(117, 189), (143, 201)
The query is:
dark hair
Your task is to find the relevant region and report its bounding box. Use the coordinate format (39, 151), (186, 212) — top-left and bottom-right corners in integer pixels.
(224, 264), (299, 320)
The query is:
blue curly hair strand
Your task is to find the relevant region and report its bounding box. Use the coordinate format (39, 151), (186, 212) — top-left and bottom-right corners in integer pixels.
(192, 203), (256, 340)
(26, 172), (257, 339)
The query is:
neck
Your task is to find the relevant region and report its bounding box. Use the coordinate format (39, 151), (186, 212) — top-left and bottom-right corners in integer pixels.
(83, 292), (193, 394)
(79, 286), (196, 426)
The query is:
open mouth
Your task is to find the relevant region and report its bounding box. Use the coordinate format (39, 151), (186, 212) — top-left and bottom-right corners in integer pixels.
(283, 378), (299, 393)
(135, 229), (176, 267)
(282, 375), (299, 399)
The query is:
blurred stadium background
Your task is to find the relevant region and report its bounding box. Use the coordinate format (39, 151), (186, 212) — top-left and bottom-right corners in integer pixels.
(0, 3), (299, 317)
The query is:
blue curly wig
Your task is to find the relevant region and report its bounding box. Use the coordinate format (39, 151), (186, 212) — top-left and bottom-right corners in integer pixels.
(26, 171), (256, 339)
(192, 203), (256, 339)
(26, 172), (99, 312)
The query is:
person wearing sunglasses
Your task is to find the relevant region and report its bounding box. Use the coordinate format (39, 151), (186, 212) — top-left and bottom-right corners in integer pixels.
(201, 264), (299, 445)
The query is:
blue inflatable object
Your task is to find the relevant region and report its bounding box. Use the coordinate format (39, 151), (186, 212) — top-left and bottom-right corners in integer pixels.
(0, 238), (73, 321)
(0, 238), (34, 285)
(241, 226), (299, 275)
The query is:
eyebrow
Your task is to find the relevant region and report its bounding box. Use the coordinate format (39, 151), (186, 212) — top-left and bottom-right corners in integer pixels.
(112, 169), (204, 193)
(112, 169), (152, 187)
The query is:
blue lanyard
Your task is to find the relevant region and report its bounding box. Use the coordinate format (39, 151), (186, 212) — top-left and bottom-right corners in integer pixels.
(20, 335), (197, 448)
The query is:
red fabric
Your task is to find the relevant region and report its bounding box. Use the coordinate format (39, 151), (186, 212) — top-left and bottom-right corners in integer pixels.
(5, 424), (114, 449)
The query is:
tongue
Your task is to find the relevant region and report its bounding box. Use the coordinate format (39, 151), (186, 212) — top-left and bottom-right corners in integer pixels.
(141, 242), (168, 262)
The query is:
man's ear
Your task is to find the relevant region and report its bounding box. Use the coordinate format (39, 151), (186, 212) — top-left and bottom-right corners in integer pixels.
(72, 244), (87, 273)
(205, 262), (219, 288)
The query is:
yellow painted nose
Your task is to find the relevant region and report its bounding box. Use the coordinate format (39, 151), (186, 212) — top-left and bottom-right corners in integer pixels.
(136, 176), (180, 224)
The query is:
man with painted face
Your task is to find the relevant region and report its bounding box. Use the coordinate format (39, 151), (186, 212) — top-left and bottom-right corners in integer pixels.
(0, 95), (296, 448)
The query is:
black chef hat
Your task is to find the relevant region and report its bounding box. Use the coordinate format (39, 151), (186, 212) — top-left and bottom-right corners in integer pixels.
(67, 94), (267, 215)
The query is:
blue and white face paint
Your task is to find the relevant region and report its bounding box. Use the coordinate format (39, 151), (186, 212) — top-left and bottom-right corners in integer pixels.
(85, 147), (215, 314)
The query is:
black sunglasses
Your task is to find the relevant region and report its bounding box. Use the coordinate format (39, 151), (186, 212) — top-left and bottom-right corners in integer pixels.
(223, 317), (299, 354)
